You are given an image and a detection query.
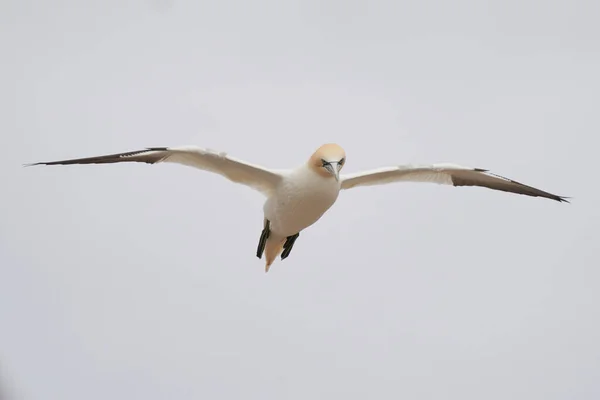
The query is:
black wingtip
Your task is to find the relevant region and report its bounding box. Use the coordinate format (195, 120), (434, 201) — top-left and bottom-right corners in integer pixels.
(474, 167), (570, 204)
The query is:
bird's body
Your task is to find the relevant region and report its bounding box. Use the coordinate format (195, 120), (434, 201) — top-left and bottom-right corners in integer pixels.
(265, 164), (341, 237)
(26, 143), (568, 272)
(261, 164), (342, 268)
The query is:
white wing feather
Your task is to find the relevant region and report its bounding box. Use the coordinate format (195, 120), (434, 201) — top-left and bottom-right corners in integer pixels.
(27, 146), (283, 195)
(340, 163), (568, 202)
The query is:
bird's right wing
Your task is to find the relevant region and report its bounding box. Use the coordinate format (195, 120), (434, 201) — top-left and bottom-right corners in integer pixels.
(26, 146), (283, 195)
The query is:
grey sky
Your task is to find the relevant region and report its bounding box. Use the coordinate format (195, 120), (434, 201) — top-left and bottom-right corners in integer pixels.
(1, 0), (599, 399)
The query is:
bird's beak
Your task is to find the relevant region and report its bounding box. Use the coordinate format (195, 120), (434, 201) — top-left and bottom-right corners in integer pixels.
(324, 163), (340, 181)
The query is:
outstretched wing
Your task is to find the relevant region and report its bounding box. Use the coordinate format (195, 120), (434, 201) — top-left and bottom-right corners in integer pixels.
(340, 163), (568, 202)
(26, 146), (283, 195)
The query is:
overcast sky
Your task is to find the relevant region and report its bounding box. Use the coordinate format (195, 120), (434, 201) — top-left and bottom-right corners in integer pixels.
(1, 0), (599, 399)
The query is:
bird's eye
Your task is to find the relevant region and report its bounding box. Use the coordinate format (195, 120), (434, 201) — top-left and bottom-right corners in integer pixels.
(339, 158), (345, 165)
(321, 159), (329, 167)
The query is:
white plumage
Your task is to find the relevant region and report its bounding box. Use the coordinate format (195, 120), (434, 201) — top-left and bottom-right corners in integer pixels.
(27, 143), (568, 272)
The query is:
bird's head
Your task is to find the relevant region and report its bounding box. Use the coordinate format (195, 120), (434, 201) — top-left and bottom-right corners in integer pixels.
(308, 143), (346, 181)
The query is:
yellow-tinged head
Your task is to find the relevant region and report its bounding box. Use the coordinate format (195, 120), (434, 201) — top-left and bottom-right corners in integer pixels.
(308, 143), (346, 181)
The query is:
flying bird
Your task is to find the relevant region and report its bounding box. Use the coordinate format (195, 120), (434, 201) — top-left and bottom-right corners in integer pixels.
(26, 144), (568, 272)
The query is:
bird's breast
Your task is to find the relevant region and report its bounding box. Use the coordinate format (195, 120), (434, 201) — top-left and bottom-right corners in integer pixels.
(265, 169), (340, 236)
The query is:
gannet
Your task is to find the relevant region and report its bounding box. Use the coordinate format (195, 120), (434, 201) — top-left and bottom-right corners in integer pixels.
(26, 143), (568, 272)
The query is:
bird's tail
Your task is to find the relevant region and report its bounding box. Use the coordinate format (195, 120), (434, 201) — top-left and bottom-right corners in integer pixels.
(264, 236), (285, 272)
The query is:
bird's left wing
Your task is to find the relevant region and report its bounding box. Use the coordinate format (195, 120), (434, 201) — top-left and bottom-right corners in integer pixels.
(340, 163), (568, 202)
(26, 146), (283, 195)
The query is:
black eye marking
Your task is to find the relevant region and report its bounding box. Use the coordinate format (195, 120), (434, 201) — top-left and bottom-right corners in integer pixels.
(321, 159), (330, 167)
(339, 158), (345, 164)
